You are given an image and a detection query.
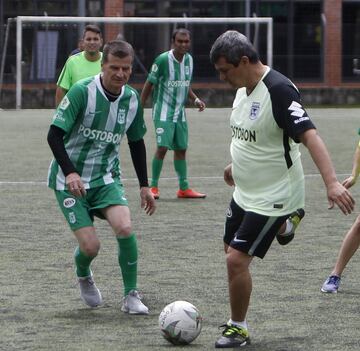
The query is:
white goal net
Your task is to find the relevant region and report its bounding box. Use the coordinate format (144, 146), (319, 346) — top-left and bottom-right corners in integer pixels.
(8, 16), (273, 109)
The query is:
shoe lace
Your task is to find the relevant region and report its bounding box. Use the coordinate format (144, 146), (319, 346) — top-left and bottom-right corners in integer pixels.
(327, 275), (340, 285)
(219, 324), (247, 337)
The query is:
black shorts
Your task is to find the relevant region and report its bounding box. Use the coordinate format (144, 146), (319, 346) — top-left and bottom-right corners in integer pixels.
(224, 198), (289, 258)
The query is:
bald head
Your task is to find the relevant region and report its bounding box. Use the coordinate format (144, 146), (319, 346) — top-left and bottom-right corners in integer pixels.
(210, 30), (259, 66)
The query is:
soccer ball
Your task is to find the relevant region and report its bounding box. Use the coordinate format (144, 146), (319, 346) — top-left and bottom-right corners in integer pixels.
(159, 300), (202, 345)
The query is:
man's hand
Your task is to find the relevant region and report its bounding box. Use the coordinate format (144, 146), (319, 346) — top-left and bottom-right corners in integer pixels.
(342, 175), (357, 189)
(194, 98), (206, 112)
(66, 172), (86, 197)
(224, 163), (234, 186)
(327, 181), (355, 215)
(140, 187), (156, 215)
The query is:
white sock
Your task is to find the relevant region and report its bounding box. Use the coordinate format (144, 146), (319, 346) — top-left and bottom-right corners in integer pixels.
(279, 219), (293, 236)
(228, 319), (248, 330)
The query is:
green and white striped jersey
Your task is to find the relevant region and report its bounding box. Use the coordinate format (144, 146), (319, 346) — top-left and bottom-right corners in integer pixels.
(147, 50), (193, 122)
(47, 74), (146, 190)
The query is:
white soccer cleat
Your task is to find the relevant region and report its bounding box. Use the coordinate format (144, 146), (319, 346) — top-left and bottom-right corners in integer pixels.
(121, 290), (149, 315)
(78, 274), (103, 307)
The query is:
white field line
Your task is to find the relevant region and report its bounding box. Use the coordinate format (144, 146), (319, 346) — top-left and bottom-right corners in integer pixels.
(0, 173), (351, 185)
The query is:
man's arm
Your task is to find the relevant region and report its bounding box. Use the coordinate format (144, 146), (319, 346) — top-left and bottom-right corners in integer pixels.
(188, 87), (206, 112)
(300, 128), (354, 214)
(343, 142), (360, 189)
(140, 81), (153, 107)
(128, 138), (156, 215)
(55, 86), (68, 107)
(47, 125), (86, 197)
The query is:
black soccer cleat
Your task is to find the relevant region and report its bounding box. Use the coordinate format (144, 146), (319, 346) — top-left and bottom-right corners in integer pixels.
(276, 208), (305, 245)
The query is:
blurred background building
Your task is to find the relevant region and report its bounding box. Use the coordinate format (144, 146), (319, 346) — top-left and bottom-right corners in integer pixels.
(0, 0), (359, 107)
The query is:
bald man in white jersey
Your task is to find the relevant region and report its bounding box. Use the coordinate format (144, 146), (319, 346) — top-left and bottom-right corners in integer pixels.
(210, 30), (355, 348)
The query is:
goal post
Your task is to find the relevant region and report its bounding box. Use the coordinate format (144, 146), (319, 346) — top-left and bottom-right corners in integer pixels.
(15, 16), (273, 109)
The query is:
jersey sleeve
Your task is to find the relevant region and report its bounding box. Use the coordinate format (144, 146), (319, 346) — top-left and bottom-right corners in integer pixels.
(51, 83), (85, 133)
(269, 82), (316, 143)
(146, 55), (163, 85)
(126, 91), (147, 142)
(56, 58), (72, 90)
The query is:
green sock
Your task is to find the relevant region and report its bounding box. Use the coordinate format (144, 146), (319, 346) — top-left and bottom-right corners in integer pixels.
(151, 157), (163, 187)
(174, 159), (189, 190)
(74, 247), (95, 278)
(117, 234), (138, 296)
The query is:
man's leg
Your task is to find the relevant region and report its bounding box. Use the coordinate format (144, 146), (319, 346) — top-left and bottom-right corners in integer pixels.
(215, 248), (252, 348)
(174, 149), (189, 190)
(322, 214), (360, 293)
(150, 146), (168, 198)
(73, 226), (103, 307)
(227, 248), (253, 322)
(174, 149), (206, 198)
(102, 205), (148, 314)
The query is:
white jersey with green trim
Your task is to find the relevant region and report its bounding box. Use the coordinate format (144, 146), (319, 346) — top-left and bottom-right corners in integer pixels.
(147, 49), (193, 122)
(47, 74), (146, 190)
(230, 67), (315, 216)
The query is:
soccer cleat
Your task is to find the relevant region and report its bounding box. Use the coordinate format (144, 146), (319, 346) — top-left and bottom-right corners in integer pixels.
(276, 208), (305, 245)
(150, 187), (160, 199)
(215, 324), (250, 348)
(121, 290), (149, 315)
(78, 274), (103, 307)
(176, 188), (206, 199)
(321, 275), (341, 293)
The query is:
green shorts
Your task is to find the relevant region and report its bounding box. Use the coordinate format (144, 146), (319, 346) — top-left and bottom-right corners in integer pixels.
(55, 180), (128, 231)
(154, 119), (188, 150)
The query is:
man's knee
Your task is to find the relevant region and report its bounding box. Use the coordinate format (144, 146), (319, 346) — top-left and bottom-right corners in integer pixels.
(226, 249), (251, 273)
(114, 223), (133, 237)
(80, 238), (100, 257)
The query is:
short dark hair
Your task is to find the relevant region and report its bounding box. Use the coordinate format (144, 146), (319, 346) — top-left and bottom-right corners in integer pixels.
(210, 30), (259, 66)
(102, 40), (134, 63)
(172, 28), (191, 42)
(83, 24), (102, 38)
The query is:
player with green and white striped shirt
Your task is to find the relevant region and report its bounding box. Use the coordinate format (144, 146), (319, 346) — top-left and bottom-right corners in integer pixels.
(47, 40), (156, 315)
(141, 28), (207, 199)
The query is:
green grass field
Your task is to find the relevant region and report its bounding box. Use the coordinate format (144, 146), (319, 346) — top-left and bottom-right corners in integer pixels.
(1, 108), (360, 351)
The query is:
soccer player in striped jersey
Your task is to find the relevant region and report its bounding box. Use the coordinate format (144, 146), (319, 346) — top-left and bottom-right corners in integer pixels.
(55, 25), (103, 107)
(47, 40), (156, 314)
(141, 28), (206, 199)
(209, 30), (355, 348)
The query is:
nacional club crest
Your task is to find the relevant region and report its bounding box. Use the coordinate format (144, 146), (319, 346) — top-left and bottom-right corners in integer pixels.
(117, 109), (126, 124)
(249, 102), (260, 120)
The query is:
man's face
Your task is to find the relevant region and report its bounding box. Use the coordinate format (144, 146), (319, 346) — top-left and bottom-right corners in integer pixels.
(172, 32), (191, 56)
(82, 30), (102, 54)
(214, 56), (246, 89)
(101, 53), (133, 94)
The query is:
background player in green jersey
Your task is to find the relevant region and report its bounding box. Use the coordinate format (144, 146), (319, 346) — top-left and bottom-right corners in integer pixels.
(209, 31), (355, 348)
(47, 40), (156, 314)
(55, 24), (103, 106)
(321, 139), (360, 293)
(141, 28), (207, 199)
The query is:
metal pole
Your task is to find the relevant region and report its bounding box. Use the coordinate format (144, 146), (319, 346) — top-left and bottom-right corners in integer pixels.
(267, 18), (273, 68)
(78, 0), (86, 37)
(245, 0), (251, 38)
(16, 17), (22, 110)
(0, 18), (12, 99)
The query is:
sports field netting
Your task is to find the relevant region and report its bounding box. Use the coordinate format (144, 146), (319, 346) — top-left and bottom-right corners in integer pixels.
(1, 108), (360, 350)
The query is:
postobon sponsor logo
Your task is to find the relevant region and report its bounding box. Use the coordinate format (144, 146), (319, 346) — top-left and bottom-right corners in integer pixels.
(63, 197), (76, 208)
(78, 124), (122, 144)
(156, 128), (164, 134)
(231, 125), (256, 143)
(167, 80), (190, 87)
